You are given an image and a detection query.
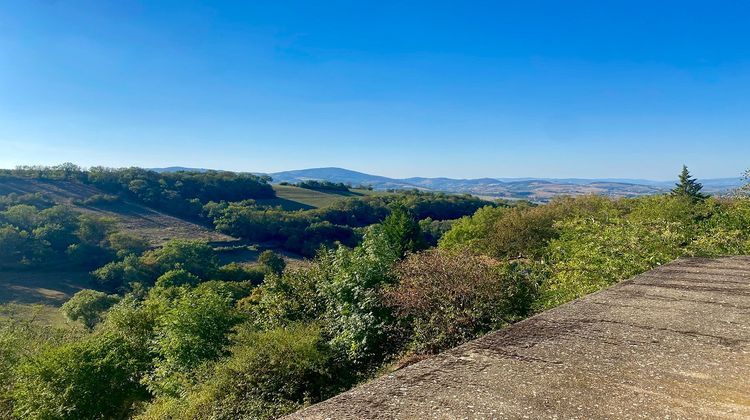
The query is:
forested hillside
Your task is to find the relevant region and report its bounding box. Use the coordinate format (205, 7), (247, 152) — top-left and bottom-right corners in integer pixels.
(1, 165), (748, 419)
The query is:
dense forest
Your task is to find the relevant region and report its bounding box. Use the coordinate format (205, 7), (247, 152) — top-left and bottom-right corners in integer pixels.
(1, 165), (749, 419)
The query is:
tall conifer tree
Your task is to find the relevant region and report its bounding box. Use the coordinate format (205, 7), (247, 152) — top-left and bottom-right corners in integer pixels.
(671, 165), (708, 201)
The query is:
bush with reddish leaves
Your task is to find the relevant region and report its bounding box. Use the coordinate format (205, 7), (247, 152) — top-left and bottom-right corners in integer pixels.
(385, 249), (538, 354)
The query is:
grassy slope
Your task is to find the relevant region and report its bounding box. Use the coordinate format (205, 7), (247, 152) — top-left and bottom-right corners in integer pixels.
(0, 178), (236, 245)
(0, 262), (92, 325)
(0, 178), (240, 317)
(259, 185), (381, 210)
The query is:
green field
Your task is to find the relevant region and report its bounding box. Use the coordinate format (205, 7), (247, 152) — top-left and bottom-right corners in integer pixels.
(258, 185), (381, 210)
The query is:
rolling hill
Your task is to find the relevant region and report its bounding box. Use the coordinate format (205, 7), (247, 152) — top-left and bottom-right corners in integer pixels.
(269, 167), (745, 201)
(0, 177), (235, 246)
(259, 184), (382, 210)
(147, 166), (744, 201)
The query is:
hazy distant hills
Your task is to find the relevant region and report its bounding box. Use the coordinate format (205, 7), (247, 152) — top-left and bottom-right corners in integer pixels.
(268, 167), (745, 202)
(150, 166), (211, 173)
(150, 166), (745, 202)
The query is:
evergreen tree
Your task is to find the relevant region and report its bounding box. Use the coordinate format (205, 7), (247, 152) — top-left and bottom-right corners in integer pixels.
(379, 206), (424, 258)
(671, 165), (708, 201)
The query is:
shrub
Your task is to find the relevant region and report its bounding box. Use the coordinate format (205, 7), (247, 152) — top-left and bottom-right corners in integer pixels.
(107, 232), (149, 258)
(140, 240), (219, 280)
(240, 267), (324, 329)
(138, 323), (335, 420)
(317, 228), (400, 369)
(217, 262), (266, 284)
(92, 254), (147, 292)
(539, 217), (686, 309)
(61, 289), (120, 330)
(386, 249), (538, 354)
(258, 250), (286, 275)
(149, 287), (242, 396)
(440, 196), (617, 259)
(13, 332), (150, 420)
(155, 269), (201, 289)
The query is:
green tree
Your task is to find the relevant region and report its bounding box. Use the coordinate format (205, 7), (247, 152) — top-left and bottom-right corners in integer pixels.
(107, 231), (150, 258)
(12, 332), (151, 420)
(240, 267), (325, 330)
(155, 269), (201, 289)
(0, 204), (39, 230)
(318, 228), (400, 369)
(138, 323), (335, 420)
(140, 240), (219, 280)
(92, 254), (148, 292)
(0, 226), (37, 268)
(671, 165), (708, 201)
(378, 206), (423, 258)
(150, 287), (242, 396)
(258, 250), (286, 275)
(75, 215), (117, 246)
(61, 289), (120, 329)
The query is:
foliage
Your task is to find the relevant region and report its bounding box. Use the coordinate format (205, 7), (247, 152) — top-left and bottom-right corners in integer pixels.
(216, 262), (265, 284)
(92, 254), (148, 292)
(138, 323), (335, 420)
(12, 331), (151, 420)
(154, 269), (201, 289)
(92, 239), (219, 291)
(207, 191), (489, 256)
(440, 197), (616, 259)
(81, 193), (121, 206)
(0, 313), (82, 418)
(386, 250), (538, 354)
(2, 164), (276, 218)
(86, 166), (275, 217)
(671, 165), (708, 201)
(107, 232), (150, 258)
(61, 289), (120, 329)
(317, 228), (400, 370)
(149, 286), (242, 396)
(7, 186), (750, 419)
(0, 197), (118, 269)
(378, 206), (424, 258)
(540, 217), (686, 309)
(296, 180), (351, 192)
(418, 217), (454, 246)
(240, 267), (325, 330)
(139, 240), (219, 280)
(735, 168), (750, 197)
(257, 250), (286, 275)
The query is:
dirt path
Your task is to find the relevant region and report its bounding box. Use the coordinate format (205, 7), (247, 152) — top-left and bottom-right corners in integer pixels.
(288, 256), (750, 419)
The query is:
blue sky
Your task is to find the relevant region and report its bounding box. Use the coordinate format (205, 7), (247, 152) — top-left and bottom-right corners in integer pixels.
(1, 1), (748, 179)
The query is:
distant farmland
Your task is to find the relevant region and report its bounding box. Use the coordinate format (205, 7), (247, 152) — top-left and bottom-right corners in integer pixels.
(258, 185), (383, 210)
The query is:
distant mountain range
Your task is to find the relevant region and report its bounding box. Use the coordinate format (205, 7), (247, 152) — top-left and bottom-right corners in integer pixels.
(151, 167), (745, 202)
(267, 167), (744, 201)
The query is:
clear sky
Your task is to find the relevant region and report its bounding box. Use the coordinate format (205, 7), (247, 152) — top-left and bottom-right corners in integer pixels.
(1, 1), (748, 179)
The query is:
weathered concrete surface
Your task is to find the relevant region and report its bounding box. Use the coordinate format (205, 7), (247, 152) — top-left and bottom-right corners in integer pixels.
(288, 257), (750, 419)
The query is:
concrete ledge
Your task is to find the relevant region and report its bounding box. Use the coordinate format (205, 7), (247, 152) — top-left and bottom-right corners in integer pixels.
(288, 257), (750, 419)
